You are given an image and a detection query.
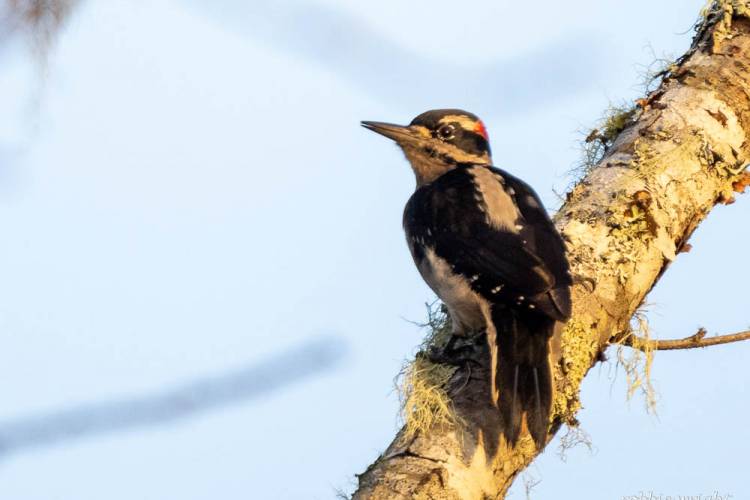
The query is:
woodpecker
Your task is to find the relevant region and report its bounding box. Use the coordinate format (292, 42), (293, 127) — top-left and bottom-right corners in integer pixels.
(362, 109), (571, 448)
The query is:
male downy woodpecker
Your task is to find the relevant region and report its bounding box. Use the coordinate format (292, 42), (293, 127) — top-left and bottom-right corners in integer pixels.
(362, 109), (572, 448)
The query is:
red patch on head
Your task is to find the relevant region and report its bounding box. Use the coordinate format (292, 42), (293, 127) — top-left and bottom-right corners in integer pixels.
(473, 120), (489, 141)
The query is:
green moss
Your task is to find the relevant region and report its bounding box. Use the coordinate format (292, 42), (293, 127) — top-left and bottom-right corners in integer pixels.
(601, 105), (638, 143)
(576, 104), (639, 177)
(397, 302), (459, 443)
(554, 319), (599, 422)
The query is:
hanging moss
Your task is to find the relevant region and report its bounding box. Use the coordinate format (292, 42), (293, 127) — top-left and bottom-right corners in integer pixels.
(612, 313), (658, 413)
(396, 303), (459, 443)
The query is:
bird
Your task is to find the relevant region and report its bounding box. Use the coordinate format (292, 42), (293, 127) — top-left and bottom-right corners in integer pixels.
(361, 109), (572, 449)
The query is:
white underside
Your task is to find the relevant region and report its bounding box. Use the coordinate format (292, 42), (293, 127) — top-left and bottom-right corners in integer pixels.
(417, 246), (500, 403)
(418, 247), (488, 334)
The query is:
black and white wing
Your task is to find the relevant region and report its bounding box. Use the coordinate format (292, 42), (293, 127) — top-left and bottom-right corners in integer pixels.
(403, 164), (571, 321)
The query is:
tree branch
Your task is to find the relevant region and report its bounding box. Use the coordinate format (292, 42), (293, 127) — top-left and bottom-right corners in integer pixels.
(353, 2), (750, 498)
(618, 327), (750, 351)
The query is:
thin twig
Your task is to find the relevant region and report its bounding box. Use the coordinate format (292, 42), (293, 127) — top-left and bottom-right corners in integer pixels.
(617, 327), (750, 351)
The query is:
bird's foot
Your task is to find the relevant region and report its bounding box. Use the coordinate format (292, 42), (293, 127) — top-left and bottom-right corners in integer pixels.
(423, 332), (485, 367)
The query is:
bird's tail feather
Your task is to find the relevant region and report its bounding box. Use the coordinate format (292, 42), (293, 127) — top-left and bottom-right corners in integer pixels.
(492, 308), (555, 449)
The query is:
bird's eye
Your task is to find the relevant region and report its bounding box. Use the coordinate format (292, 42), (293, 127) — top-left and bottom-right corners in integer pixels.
(437, 124), (455, 140)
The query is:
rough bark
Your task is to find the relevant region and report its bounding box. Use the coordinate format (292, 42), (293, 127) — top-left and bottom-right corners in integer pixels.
(352, 3), (750, 499)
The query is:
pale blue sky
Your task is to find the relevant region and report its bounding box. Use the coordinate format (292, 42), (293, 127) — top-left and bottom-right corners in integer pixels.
(1, 1), (747, 499)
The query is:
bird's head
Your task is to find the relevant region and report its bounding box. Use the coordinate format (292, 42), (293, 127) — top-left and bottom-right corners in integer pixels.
(362, 109), (492, 186)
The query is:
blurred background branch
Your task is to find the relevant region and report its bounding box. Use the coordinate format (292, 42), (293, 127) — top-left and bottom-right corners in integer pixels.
(182, 0), (606, 117)
(0, 336), (346, 458)
(1, 0), (78, 54)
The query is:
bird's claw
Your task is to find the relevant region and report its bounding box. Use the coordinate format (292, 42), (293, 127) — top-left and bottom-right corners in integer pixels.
(423, 333), (484, 367)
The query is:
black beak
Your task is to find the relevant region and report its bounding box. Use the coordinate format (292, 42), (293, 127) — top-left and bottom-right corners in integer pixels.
(360, 121), (417, 143)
